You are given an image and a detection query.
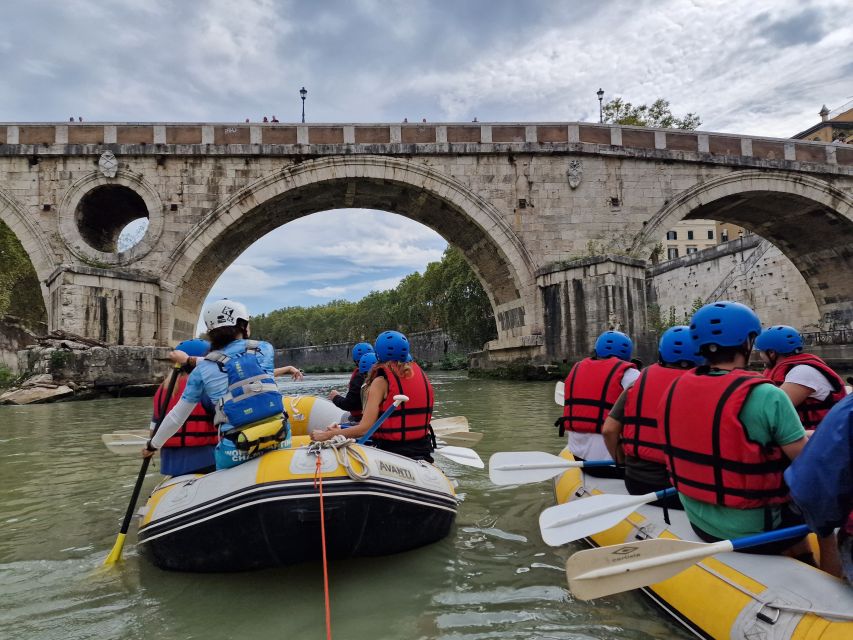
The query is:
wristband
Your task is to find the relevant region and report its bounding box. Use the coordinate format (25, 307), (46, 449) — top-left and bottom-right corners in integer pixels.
(145, 439), (157, 452)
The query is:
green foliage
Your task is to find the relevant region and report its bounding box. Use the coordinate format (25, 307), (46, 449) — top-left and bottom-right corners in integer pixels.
(251, 247), (497, 349)
(603, 97), (701, 130)
(0, 365), (16, 388)
(648, 304), (679, 334)
(438, 353), (469, 370)
(0, 220), (48, 331)
(49, 350), (69, 371)
(648, 297), (706, 333)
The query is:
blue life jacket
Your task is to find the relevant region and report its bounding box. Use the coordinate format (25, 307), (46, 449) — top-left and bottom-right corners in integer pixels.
(205, 340), (284, 429)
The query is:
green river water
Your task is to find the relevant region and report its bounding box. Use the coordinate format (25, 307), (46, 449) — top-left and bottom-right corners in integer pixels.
(0, 372), (689, 640)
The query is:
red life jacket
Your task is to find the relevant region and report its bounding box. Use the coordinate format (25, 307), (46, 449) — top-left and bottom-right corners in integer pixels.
(660, 368), (789, 509)
(348, 368), (363, 420)
(153, 376), (218, 448)
(560, 357), (636, 434)
(620, 364), (687, 464)
(373, 363), (433, 442)
(764, 353), (846, 429)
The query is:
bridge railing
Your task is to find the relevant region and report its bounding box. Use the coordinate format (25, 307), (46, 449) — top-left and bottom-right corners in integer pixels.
(801, 329), (853, 346)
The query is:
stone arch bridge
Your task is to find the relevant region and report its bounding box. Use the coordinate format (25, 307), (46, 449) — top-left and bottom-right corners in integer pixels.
(1, 121), (851, 365)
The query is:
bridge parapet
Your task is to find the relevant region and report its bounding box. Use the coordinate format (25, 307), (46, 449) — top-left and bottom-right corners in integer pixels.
(0, 121), (850, 174)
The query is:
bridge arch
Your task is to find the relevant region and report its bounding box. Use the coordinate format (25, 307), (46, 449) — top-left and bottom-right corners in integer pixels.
(160, 155), (540, 346)
(632, 170), (853, 326)
(0, 187), (54, 324)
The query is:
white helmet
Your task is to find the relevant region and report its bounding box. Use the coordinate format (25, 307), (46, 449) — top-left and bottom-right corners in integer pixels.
(203, 299), (250, 331)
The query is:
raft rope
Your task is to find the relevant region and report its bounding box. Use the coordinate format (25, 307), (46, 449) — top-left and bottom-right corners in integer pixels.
(312, 448), (333, 640)
(308, 435), (372, 481)
(288, 395), (307, 422)
(306, 436), (373, 640)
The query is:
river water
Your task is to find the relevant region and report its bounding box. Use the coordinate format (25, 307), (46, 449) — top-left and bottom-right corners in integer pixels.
(0, 373), (688, 640)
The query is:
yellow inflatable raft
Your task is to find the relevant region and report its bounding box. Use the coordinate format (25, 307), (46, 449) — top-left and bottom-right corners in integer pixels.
(284, 395), (348, 436)
(554, 449), (853, 640)
(137, 436), (457, 572)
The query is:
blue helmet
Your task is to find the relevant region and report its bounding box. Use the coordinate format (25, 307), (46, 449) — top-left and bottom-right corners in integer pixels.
(175, 338), (210, 357)
(755, 325), (802, 355)
(659, 326), (703, 366)
(358, 352), (378, 374)
(405, 352), (414, 363)
(374, 330), (410, 363)
(351, 341), (374, 363)
(689, 301), (761, 350)
(594, 331), (633, 360)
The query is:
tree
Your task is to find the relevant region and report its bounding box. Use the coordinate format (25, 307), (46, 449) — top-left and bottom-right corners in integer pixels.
(0, 220), (47, 330)
(602, 97), (701, 130)
(250, 246), (497, 350)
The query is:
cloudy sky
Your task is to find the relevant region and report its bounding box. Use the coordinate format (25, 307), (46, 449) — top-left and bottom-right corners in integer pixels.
(3, 0), (851, 319)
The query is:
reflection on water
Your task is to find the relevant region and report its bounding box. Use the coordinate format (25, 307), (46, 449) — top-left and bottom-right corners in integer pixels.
(0, 373), (687, 639)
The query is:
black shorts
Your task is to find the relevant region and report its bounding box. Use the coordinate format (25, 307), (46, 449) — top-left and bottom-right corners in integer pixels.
(372, 438), (434, 463)
(623, 475), (683, 510)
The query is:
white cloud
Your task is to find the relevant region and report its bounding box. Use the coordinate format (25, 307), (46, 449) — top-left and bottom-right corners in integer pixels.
(208, 263), (282, 299)
(401, 0), (851, 136)
(306, 275), (404, 299)
(306, 285), (347, 298)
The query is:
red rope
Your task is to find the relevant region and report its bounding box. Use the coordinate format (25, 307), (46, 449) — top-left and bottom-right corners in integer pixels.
(314, 454), (333, 640)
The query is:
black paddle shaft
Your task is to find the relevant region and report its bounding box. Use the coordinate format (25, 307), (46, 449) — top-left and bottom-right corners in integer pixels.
(116, 367), (179, 536)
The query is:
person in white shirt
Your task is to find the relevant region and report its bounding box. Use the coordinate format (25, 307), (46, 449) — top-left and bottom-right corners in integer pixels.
(755, 325), (847, 431)
(557, 331), (639, 475)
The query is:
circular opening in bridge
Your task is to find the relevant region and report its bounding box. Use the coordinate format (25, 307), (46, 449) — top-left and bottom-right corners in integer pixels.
(75, 185), (149, 253)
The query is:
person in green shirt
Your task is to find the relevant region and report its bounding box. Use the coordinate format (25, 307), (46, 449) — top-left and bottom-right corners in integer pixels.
(660, 301), (813, 560)
(677, 380), (806, 541)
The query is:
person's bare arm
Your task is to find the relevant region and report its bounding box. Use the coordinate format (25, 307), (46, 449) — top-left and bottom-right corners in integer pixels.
(779, 382), (813, 407)
(780, 436), (807, 461)
(312, 377), (387, 441)
(602, 416), (624, 463)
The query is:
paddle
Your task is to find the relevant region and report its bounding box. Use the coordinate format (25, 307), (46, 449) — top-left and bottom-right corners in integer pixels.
(431, 416), (470, 433)
(353, 398), (483, 467)
(489, 451), (615, 486)
(432, 416), (484, 447)
(104, 364), (180, 566)
(356, 394), (409, 444)
(436, 431), (484, 447)
(434, 445), (484, 468)
(566, 524), (811, 601)
(539, 488), (677, 547)
(102, 432), (155, 456)
(554, 381), (564, 406)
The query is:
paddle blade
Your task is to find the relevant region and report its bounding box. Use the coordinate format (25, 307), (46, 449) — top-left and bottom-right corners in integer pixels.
(554, 381), (564, 406)
(103, 532), (127, 566)
(488, 451), (572, 485)
(566, 538), (730, 600)
(435, 446), (484, 468)
(437, 431), (483, 447)
(539, 493), (651, 546)
(431, 416), (470, 434)
(102, 432), (153, 456)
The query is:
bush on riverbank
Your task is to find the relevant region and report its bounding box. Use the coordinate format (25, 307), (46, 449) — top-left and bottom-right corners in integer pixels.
(0, 365), (18, 388)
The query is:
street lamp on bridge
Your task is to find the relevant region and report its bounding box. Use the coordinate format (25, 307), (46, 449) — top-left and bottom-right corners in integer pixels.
(597, 88), (604, 123)
(300, 87), (307, 123)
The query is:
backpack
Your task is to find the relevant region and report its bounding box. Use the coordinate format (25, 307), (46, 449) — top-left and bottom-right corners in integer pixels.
(205, 340), (284, 429)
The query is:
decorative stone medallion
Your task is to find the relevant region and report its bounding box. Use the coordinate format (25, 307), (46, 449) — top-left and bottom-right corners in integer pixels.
(567, 159), (582, 189)
(98, 151), (118, 178)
